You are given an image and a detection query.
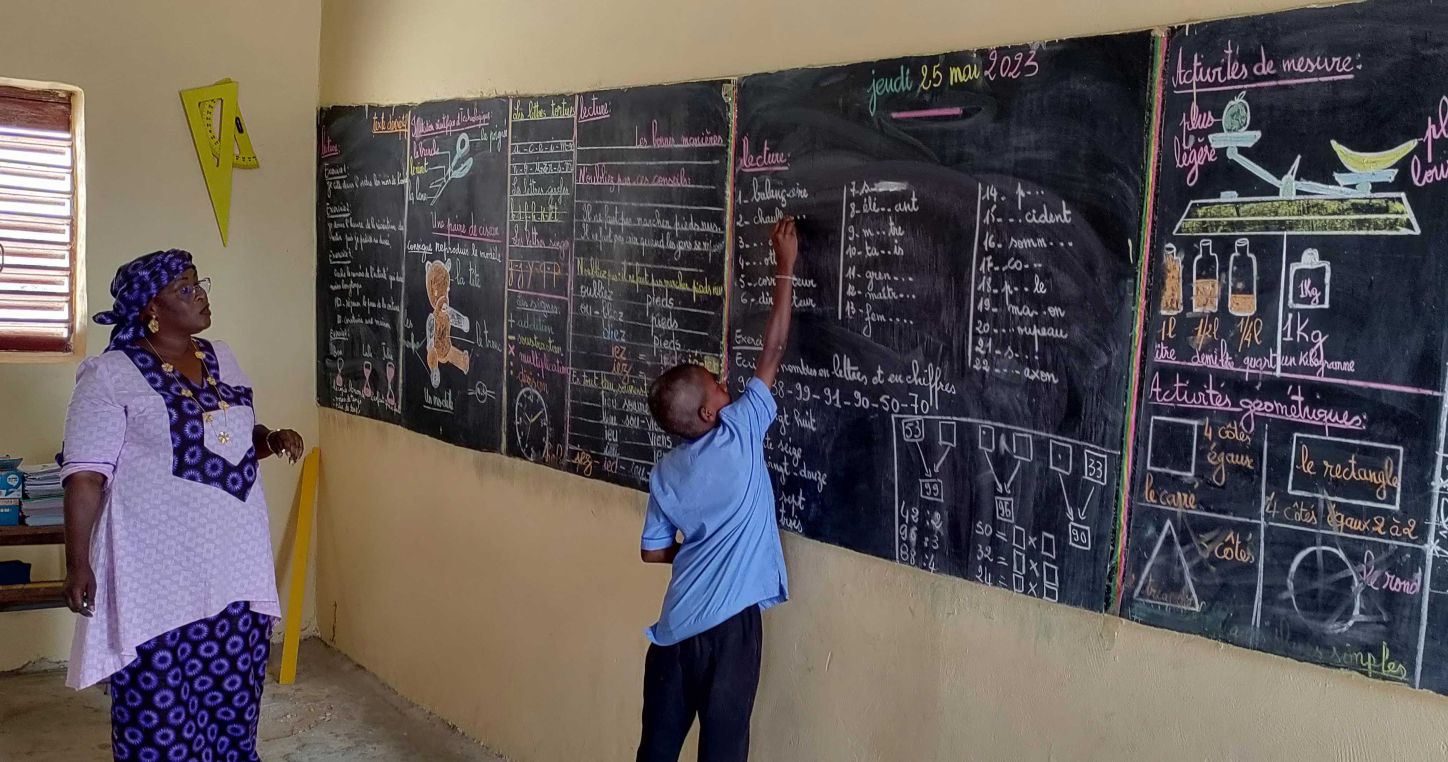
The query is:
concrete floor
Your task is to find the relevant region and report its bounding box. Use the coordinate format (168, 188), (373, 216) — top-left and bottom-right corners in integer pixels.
(0, 639), (507, 761)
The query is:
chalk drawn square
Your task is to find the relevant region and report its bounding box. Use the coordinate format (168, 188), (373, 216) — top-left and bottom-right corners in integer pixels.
(1049, 440), (1073, 475)
(1012, 525), (1028, 550)
(902, 417), (926, 443)
(1043, 561), (1059, 588)
(1069, 523), (1091, 550)
(995, 496), (1014, 522)
(919, 478), (944, 502)
(1083, 450), (1108, 485)
(1012, 573), (1025, 594)
(1147, 417), (1200, 478)
(978, 424), (996, 452)
(938, 420), (957, 447)
(1041, 532), (1057, 559)
(1043, 582), (1059, 603)
(1010, 432), (1034, 462)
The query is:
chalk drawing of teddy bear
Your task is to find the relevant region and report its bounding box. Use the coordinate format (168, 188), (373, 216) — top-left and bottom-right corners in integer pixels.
(424, 258), (471, 387)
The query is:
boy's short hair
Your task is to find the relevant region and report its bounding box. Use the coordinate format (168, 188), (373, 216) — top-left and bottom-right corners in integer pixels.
(649, 364), (710, 438)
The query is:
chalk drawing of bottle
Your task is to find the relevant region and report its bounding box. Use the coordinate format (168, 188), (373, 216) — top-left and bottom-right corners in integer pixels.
(1227, 238), (1257, 316)
(1192, 239), (1220, 313)
(1160, 244), (1184, 315)
(1288, 249), (1331, 309)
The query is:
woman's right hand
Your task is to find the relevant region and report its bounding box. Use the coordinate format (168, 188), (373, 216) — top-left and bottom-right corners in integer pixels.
(64, 565), (95, 616)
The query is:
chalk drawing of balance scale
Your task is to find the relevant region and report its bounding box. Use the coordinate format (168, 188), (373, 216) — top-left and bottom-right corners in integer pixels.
(1165, 94), (1421, 330)
(1175, 94), (1421, 239)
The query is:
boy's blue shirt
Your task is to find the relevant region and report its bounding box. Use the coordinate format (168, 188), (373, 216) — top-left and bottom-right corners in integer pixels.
(641, 377), (790, 646)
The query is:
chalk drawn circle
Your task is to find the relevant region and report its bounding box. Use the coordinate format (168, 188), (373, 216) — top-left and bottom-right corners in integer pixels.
(1286, 544), (1361, 635)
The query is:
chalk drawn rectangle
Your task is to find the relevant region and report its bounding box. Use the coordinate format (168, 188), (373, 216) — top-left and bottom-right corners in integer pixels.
(1043, 561), (1059, 588)
(1041, 532), (1057, 559)
(902, 417), (926, 443)
(1014, 550), (1025, 576)
(1083, 449), (1108, 485)
(938, 420), (957, 447)
(1287, 433), (1403, 511)
(995, 496), (1014, 522)
(1013, 525), (1028, 550)
(1049, 440), (1073, 474)
(919, 478), (943, 502)
(1147, 416), (1200, 478)
(1010, 432), (1033, 462)
(1069, 522), (1091, 550)
(978, 424), (996, 452)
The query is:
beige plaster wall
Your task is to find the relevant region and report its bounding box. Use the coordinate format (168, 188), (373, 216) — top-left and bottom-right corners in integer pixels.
(0, 0), (322, 670)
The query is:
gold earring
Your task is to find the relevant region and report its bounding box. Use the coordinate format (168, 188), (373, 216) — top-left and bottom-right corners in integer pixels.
(148, 316), (160, 334)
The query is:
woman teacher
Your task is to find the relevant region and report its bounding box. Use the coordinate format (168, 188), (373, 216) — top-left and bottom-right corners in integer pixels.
(59, 249), (304, 762)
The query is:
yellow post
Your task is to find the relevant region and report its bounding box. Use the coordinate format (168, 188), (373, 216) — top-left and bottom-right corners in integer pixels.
(279, 448), (320, 685)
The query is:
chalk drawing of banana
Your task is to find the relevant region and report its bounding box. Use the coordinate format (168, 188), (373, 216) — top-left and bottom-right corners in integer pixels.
(1330, 138), (1419, 173)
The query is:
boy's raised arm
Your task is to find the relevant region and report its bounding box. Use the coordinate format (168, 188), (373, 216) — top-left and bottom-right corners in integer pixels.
(755, 217), (799, 388)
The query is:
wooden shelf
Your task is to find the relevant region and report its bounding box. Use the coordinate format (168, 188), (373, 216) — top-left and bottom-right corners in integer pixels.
(0, 581), (66, 612)
(0, 525), (63, 547)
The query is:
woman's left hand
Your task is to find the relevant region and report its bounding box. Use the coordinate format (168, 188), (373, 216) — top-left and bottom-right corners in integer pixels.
(268, 429), (305, 464)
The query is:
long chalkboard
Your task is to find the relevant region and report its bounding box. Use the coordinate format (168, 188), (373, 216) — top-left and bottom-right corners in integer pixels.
(1121, 0), (1448, 692)
(728, 35), (1154, 610)
(403, 99), (509, 450)
(501, 83), (733, 489)
(317, 105), (409, 423)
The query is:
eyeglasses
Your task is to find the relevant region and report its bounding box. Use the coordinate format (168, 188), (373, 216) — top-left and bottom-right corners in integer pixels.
(172, 278), (211, 300)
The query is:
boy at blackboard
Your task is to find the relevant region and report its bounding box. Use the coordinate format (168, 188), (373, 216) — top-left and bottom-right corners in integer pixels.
(636, 217), (799, 762)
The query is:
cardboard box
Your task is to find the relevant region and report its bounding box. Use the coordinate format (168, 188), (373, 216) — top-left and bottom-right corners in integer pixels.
(0, 501), (19, 527)
(0, 469), (20, 501)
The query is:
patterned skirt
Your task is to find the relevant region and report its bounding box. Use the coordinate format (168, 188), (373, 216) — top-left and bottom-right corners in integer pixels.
(109, 602), (272, 762)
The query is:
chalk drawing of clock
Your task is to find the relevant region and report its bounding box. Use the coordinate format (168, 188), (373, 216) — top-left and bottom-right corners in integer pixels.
(513, 387), (551, 462)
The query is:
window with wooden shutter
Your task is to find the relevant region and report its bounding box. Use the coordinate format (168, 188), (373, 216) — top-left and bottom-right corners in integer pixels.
(0, 84), (78, 355)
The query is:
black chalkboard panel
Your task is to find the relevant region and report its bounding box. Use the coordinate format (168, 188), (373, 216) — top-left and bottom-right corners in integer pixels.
(504, 95), (577, 465)
(402, 99), (509, 451)
(563, 82), (733, 489)
(317, 105), (409, 423)
(498, 84), (734, 487)
(1121, 0), (1448, 693)
(729, 35), (1153, 610)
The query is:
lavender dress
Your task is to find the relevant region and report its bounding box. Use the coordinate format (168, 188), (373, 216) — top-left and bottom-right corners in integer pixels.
(60, 338), (281, 761)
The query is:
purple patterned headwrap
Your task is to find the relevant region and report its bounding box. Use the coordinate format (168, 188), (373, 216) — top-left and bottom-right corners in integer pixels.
(93, 249), (194, 351)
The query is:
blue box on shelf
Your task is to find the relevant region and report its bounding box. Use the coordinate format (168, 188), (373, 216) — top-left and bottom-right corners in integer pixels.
(0, 560), (31, 586)
(0, 501), (18, 526)
(0, 466), (21, 501)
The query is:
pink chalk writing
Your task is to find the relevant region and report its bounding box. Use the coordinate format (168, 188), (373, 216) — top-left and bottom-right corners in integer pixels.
(1412, 96), (1448, 187)
(411, 106), (492, 139)
(578, 96), (611, 123)
(738, 136), (790, 173)
(576, 164), (705, 188)
(633, 120), (725, 148)
(433, 218), (501, 243)
(320, 133), (341, 159)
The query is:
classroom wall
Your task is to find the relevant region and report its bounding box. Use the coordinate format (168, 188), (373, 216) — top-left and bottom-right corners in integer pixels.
(0, 0), (322, 670)
(317, 0), (1448, 760)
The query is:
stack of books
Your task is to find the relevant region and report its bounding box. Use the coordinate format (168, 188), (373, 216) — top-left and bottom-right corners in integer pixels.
(20, 464), (63, 527)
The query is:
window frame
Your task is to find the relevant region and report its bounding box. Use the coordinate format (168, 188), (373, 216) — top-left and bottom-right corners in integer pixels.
(0, 78), (84, 363)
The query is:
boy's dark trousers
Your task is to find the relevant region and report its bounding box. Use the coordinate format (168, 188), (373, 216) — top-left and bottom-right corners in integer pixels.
(637, 606), (762, 762)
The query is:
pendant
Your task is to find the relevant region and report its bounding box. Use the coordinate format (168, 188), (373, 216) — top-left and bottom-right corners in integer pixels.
(218, 431), (232, 445)
(161, 362), (174, 373)
(193, 350), (205, 359)
(204, 412), (214, 423)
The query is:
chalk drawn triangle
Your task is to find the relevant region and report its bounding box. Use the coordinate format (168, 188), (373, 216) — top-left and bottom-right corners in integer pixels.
(1133, 520), (1201, 612)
